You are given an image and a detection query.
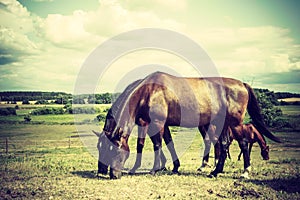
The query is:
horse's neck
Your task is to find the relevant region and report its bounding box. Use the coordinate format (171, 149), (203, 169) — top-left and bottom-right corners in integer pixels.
(253, 129), (267, 150)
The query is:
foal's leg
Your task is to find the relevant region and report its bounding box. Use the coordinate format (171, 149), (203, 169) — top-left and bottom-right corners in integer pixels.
(248, 142), (253, 160)
(129, 126), (147, 174)
(163, 126), (180, 173)
(238, 138), (251, 179)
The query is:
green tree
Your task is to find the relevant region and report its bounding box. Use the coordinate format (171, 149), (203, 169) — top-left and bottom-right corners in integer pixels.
(254, 88), (284, 127)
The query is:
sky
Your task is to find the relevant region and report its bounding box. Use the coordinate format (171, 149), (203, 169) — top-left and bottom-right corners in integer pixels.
(0, 0), (300, 94)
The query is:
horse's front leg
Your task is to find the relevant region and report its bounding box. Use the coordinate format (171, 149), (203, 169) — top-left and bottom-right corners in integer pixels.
(163, 126), (180, 174)
(239, 138), (251, 179)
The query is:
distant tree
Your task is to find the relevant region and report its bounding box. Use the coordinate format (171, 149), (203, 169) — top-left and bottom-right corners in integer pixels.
(54, 97), (68, 105)
(35, 99), (49, 104)
(95, 93), (112, 104)
(72, 96), (85, 104)
(88, 95), (96, 104)
(22, 99), (30, 105)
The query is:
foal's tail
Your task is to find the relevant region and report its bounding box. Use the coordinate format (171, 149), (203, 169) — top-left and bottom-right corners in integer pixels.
(243, 83), (282, 143)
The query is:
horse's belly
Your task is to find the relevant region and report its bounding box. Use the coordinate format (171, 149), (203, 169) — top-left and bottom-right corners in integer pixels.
(167, 108), (212, 128)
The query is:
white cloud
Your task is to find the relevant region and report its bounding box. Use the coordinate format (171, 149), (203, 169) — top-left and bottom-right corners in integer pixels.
(42, 0), (185, 49)
(190, 26), (300, 81)
(43, 11), (101, 49)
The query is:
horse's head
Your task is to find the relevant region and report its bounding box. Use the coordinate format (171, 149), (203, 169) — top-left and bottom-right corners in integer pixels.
(93, 130), (110, 175)
(261, 145), (269, 160)
(94, 109), (130, 179)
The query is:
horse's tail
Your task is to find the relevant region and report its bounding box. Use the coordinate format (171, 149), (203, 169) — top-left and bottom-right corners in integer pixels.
(243, 83), (282, 143)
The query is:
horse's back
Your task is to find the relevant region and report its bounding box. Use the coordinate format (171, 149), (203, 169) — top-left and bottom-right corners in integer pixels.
(134, 72), (249, 127)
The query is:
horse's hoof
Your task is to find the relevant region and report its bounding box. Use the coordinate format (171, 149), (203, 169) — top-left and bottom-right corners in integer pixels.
(160, 167), (167, 172)
(172, 170), (181, 175)
(149, 170), (157, 175)
(240, 172), (250, 179)
(128, 170), (135, 175)
(197, 167), (204, 172)
(207, 172), (217, 178)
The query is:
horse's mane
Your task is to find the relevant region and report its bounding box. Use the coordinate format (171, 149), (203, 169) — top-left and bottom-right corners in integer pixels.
(109, 79), (144, 121)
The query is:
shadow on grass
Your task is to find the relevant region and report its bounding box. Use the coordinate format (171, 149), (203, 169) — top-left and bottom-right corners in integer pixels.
(122, 168), (215, 178)
(248, 176), (300, 193)
(71, 170), (109, 180)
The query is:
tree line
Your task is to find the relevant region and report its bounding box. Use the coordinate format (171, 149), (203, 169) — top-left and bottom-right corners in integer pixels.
(0, 92), (119, 105)
(0, 89), (297, 129)
(1, 90), (299, 105)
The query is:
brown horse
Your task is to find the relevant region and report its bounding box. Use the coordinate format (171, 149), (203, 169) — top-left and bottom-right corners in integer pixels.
(198, 123), (269, 171)
(233, 123), (269, 161)
(94, 71), (281, 179)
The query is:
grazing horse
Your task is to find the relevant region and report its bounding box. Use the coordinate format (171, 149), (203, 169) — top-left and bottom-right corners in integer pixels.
(198, 123), (269, 171)
(93, 71), (281, 179)
(234, 123), (269, 161)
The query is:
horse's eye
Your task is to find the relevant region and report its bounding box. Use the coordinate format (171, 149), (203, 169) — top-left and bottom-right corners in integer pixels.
(99, 142), (102, 148)
(110, 145), (113, 151)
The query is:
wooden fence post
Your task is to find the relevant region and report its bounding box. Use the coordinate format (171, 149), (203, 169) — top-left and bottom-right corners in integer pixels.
(69, 136), (71, 149)
(5, 137), (8, 154)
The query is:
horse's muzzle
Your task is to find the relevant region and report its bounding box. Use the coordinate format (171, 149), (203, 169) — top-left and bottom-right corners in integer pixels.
(110, 168), (122, 179)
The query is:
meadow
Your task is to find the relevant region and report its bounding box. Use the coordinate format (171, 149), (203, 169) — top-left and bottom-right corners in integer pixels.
(0, 104), (299, 199)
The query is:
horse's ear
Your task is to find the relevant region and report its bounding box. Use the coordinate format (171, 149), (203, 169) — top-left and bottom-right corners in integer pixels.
(92, 130), (101, 137)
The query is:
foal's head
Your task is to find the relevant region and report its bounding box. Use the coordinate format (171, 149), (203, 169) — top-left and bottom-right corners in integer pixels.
(261, 145), (269, 160)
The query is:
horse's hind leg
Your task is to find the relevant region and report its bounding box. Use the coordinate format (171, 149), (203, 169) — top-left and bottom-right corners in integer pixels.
(149, 132), (163, 174)
(129, 126), (147, 175)
(209, 124), (230, 177)
(163, 126), (180, 173)
(237, 150), (242, 161)
(198, 125), (211, 171)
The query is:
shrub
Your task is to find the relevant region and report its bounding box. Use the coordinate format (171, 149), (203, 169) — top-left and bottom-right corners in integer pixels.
(24, 115), (31, 122)
(0, 107), (17, 115)
(31, 107), (65, 115)
(95, 113), (106, 122)
(254, 89), (283, 127)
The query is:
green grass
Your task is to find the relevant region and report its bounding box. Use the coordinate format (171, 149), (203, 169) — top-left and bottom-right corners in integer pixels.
(0, 105), (299, 199)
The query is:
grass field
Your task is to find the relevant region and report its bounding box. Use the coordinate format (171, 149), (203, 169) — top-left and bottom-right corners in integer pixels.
(0, 104), (299, 199)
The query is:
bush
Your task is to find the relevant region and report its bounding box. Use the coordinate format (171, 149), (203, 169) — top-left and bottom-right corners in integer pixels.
(0, 107), (17, 115)
(64, 104), (98, 114)
(254, 89), (283, 127)
(24, 115), (31, 122)
(31, 107), (65, 115)
(95, 113), (106, 122)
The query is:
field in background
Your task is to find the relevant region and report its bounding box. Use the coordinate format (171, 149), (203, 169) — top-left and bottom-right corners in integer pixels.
(0, 104), (299, 199)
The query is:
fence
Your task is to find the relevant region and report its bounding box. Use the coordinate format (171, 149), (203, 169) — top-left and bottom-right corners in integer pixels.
(0, 137), (83, 154)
